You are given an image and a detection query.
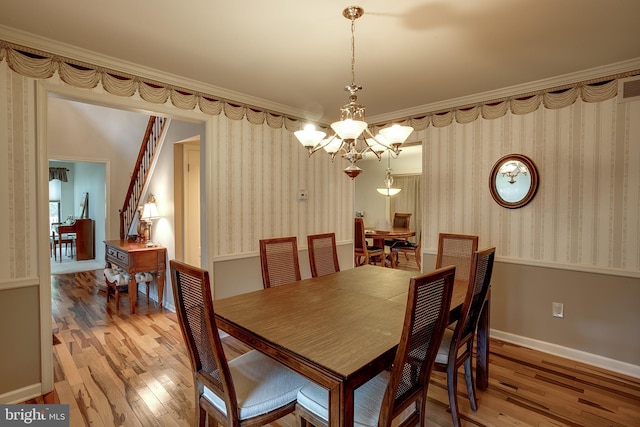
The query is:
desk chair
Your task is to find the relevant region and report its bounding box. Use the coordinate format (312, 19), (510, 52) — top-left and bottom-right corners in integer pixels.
(435, 233), (479, 282)
(354, 217), (385, 267)
(259, 236), (302, 288)
(307, 233), (340, 277)
(170, 260), (308, 427)
(296, 266), (455, 427)
(434, 247), (495, 427)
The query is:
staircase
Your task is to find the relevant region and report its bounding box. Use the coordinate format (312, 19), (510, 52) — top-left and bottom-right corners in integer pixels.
(119, 116), (168, 240)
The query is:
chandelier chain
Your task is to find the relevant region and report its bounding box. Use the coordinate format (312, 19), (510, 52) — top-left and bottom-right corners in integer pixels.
(350, 15), (356, 87)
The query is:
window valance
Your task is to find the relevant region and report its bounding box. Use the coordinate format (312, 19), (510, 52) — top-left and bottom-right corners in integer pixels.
(1, 39), (637, 132)
(49, 167), (68, 182)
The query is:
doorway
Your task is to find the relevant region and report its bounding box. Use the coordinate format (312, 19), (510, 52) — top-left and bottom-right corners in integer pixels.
(39, 84), (210, 393)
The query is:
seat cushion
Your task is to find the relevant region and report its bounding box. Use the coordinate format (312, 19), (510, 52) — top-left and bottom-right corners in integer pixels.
(202, 350), (308, 420)
(297, 371), (391, 427)
(435, 328), (453, 364)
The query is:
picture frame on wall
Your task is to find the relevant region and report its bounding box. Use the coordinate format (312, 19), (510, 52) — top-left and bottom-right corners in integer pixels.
(79, 192), (89, 218)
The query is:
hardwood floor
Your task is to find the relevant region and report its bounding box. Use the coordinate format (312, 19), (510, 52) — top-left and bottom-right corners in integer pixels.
(23, 269), (640, 426)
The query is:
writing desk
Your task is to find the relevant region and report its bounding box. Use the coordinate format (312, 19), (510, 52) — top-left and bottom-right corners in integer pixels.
(53, 219), (95, 261)
(214, 265), (484, 427)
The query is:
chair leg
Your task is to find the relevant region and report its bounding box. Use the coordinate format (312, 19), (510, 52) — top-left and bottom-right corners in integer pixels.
(464, 351), (478, 411)
(415, 250), (421, 270)
(447, 362), (462, 427)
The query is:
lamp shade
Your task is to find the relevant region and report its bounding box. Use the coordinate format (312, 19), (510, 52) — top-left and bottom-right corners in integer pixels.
(295, 124), (326, 148)
(331, 119), (367, 140)
(376, 187), (402, 196)
(141, 202), (160, 220)
(378, 124), (413, 146)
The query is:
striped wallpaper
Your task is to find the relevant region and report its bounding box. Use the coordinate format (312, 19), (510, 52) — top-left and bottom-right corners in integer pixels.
(421, 97), (640, 273)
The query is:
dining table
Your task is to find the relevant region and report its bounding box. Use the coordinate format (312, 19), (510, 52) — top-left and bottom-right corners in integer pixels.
(214, 265), (491, 427)
(364, 227), (416, 248)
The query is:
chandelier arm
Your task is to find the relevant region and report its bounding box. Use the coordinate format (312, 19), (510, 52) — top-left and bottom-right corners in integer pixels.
(308, 134), (339, 155)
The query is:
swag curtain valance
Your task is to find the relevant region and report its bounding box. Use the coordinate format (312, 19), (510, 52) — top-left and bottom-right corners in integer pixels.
(49, 167), (68, 182)
(1, 39), (637, 132)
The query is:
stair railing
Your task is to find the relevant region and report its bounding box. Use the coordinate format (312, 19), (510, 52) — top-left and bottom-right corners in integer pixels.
(119, 116), (167, 239)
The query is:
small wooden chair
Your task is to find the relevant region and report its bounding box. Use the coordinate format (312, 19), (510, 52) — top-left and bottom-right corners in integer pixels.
(435, 233), (479, 282)
(307, 233), (340, 277)
(434, 247), (495, 427)
(354, 217), (385, 267)
(259, 236), (302, 288)
(296, 266), (455, 427)
(169, 260), (308, 427)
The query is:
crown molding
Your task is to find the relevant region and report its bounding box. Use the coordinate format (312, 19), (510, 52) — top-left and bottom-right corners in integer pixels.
(0, 25), (307, 120)
(369, 57), (640, 124)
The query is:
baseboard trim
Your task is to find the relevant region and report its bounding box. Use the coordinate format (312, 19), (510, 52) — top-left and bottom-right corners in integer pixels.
(0, 383), (42, 404)
(491, 329), (640, 379)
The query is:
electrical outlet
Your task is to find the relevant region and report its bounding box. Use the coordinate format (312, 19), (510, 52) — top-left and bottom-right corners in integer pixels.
(552, 302), (564, 318)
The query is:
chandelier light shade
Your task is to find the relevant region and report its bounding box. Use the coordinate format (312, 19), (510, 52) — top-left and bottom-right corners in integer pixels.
(294, 5), (414, 179)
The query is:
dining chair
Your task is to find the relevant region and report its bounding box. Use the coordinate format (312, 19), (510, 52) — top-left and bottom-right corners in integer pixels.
(435, 233), (479, 282)
(259, 236), (302, 288)
(384, 212), (412, 247)
(353, 217), (385, 267)
(433, 247), (495, 427)
(296, 265), (455, 427)
(390, 231), (422, 270)
(169, 260), (309, 427)
(307, 233), (340, 277)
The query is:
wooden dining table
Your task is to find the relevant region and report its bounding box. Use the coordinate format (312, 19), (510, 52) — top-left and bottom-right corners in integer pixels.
(214, 265), (490, 427)
(365, 227), (416, 248)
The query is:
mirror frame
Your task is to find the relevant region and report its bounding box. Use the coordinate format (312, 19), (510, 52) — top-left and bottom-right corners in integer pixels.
(489, 154), (539, 209)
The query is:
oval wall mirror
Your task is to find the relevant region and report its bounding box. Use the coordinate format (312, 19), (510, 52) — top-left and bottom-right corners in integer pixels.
(489, 154), (539, 208)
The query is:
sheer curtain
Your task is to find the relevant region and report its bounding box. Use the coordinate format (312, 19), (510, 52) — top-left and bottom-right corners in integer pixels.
(390, 175), (421, 242)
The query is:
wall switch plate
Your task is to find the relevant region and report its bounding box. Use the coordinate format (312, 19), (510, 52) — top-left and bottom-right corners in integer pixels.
(552, 302), (564, 318)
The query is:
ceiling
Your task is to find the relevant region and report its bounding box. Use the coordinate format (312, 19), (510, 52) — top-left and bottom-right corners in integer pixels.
(2, 0), (640, 124)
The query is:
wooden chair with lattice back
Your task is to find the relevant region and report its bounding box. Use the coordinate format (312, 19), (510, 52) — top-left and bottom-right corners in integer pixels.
(307, 233), (340, 277)
(296, 265), (456, 427)
(169, 260), (309, 427)
(435, 233), (479, 283)
(433, 247), (495, 427)
(354, 217), (385, 267)
(259, 236), (302, 288)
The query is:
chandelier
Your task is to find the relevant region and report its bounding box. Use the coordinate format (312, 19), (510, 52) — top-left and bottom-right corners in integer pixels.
(377, 153), (401, 196)
(294, 6), (414, 179)
(499, 160), (529, 184)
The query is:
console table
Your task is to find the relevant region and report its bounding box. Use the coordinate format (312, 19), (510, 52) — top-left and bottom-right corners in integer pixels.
(104, 240), (167, 313)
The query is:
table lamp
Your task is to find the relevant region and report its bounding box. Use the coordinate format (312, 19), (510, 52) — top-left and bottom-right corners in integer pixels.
(139, 195), (160, 246)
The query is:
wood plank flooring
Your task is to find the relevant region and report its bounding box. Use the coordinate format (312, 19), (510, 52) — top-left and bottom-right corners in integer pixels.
(22, 269), (640, 426)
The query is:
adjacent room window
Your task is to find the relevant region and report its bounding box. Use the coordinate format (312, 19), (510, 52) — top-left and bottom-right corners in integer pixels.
(49, 200), (61, 231)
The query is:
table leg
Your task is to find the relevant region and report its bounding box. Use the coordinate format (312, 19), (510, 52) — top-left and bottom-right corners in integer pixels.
(476, 289), (490, 390)
(328, 383), (352, 427)
(58, 234), (63, 262)
(128, 280), (137, 314)
(157, 269), (165, 308)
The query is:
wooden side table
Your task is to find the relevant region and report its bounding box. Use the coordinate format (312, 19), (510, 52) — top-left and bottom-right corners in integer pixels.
(104, 240), (167, 313)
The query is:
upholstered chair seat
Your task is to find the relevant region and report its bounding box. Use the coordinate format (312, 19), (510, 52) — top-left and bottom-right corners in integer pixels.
(202, 349), (307, 420)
